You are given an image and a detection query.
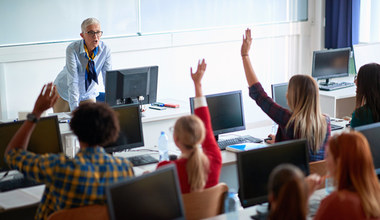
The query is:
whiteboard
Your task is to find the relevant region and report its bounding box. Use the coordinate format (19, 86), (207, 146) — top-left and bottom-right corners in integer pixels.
(0, 0), (138, 46)
(353, 43), (380, 73)
(0, 0), (307, 46)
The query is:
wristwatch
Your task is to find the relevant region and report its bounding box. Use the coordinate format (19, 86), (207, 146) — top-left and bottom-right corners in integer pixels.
(27, 113), (39, 123)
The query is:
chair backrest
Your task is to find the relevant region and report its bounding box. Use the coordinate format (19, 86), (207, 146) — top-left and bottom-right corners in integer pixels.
(309, 160), (327, 189)
(182, 182), (228, 220)
(47, 205), (109, 220)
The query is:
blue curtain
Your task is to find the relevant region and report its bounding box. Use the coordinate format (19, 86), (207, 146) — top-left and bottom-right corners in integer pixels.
(325, 0), (360, 49)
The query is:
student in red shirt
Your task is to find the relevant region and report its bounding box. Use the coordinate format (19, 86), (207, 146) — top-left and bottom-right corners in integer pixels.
(156, 59), (222, 193)
(314, 132), (380, 220)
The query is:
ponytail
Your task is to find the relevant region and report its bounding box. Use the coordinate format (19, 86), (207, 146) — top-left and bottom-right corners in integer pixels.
(186, 146), (210, 192)
(174, 115), (209, 192)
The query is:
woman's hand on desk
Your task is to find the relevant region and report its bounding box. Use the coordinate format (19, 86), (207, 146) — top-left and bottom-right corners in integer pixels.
(264, 134), (275, 144)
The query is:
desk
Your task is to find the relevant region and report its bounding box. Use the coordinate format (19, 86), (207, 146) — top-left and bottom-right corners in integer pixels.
(319, 76), (356, 118)
(205, 188), (328, 220)
(0, 119), (347, 215)
(58, 98), (190, 157)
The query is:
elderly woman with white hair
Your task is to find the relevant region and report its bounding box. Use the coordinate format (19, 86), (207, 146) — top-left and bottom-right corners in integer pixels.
(54, 18), (112, 112)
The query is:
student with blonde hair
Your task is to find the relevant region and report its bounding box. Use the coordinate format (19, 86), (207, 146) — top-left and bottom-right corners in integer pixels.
(240, 29), (331, 161)
(314, 132), (380, 219)
(156, 59), (222, 193)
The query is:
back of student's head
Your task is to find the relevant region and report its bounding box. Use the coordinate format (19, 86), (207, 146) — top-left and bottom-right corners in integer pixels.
(268, 164), (308, 220)
(287, 74), (327, 153)
(356, 63), (380, 122)
(328, 131), (380, 217)
(174, 115), (209, 192)
(70, 102), (120, 147)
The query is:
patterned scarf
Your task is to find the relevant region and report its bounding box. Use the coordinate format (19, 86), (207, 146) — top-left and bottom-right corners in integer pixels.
(84, 42), (99, 91)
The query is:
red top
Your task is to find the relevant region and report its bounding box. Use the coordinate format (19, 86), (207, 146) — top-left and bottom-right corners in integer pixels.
(156, 106), (222, 194)
(314, 190), (380, 220)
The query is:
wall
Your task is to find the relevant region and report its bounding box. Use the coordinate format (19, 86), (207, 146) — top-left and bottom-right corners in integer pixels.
(0, 0), (324, 126)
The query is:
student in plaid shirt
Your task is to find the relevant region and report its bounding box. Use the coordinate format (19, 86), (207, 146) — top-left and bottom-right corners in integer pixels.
(241, 29), (331, 162)
(5, 83), (134, 219)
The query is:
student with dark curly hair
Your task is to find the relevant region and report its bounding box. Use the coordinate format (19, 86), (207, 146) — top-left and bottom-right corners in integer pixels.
(4, 83), (134, 220)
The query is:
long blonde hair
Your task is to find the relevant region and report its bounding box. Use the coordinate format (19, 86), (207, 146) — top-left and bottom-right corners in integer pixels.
(328, 132), (380, 217)
(174, 115), (210, 192)
(286, 75), (327, 153)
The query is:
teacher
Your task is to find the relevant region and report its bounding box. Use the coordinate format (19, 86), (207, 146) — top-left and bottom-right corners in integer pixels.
(54, 17), (112, 112)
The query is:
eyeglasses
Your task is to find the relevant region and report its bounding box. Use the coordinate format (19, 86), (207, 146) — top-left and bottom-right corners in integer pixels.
(84, 31), (103, 37)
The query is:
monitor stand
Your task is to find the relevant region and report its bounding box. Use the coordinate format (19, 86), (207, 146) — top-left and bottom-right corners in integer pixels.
(319, 78), (334, 86)
(116, 98), (146, 114)
(251, 203), (269, 220)
(214, 135), (219, 142)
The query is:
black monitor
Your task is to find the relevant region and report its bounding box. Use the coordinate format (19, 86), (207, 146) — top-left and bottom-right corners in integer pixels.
(354, 122), (380, 175)
(105, 66), (158, 106)
(106, 164), (185, 220)
(312, 47), (351, 85)
(237, 139), (309, 207)
(189, 90), (245, 141)
(271, 82), (289, 110)
(0, 116), (63, 171)
(104, 104), (144, 153)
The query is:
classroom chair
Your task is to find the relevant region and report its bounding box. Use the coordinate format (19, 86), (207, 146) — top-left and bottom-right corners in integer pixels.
(182, 182), (228, 220)
(309, 160), (327, 189)
(47, 205), (109, 220)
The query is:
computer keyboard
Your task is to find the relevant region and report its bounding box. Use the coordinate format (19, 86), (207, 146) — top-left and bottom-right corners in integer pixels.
(0, 172), (42, 192)
(331, 123), (344, 131)
(319, 82), (354, 91)
(126, 155), (159, 166)
(218, 135), (263, 151)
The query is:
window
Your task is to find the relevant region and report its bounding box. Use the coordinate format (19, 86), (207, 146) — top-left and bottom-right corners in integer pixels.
(359, 0), (380, 43)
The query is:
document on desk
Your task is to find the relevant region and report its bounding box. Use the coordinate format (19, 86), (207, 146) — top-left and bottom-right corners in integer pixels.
(0, 185), (45, 211)
(226, 143), (266, 152)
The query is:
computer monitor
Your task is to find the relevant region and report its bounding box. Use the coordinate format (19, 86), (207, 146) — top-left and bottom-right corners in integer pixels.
(0, 116), (63, 171)
(312, 47), (351, 85)
(106, 164), (185, 220)
(189, 90), (245, 141)
(237, 139), (309, 207)
(105, 66), (158, 106)
(271, 82), (289, 110)
(354, 122), (380, 175)
(103, 104), (144, 153)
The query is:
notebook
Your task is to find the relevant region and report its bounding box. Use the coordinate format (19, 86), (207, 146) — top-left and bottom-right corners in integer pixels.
(226, 143), (266, 152)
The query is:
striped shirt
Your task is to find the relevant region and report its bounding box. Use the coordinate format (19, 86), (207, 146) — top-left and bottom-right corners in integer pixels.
(249, 82), (331, 161)
(5, 147), (133, 220)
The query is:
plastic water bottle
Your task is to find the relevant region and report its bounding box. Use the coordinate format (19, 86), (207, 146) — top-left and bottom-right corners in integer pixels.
(158, 131), (169, 161)
(325, 174), (335, 194)
(224, 190), (241, 213)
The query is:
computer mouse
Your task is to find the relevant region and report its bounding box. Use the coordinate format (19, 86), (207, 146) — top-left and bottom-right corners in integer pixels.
(169, 154), (178, 161)
(264, 137), (272, 142)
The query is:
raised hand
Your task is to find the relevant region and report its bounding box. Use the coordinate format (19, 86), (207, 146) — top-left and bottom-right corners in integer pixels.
(32, 83), (58, 117)
(241, 28), (252, 57)
(190, 59), (207, 97)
